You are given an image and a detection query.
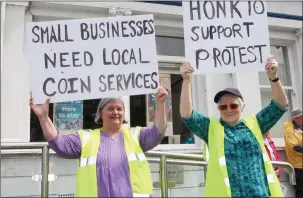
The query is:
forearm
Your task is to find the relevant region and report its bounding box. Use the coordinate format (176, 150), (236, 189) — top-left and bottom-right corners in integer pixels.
(154, 101), (167, 134)
(38, 116), (58, 140)
(270, 80), (288, 108)
(180, 79), (193, 117)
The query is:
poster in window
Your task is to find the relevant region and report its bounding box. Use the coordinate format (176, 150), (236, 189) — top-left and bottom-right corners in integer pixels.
(54, 101), (83, 133)
(146, 74), (173, 136)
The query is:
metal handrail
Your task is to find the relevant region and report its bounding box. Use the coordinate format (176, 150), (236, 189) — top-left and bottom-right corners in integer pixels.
(1, 143), (49, 197)
(1, 143), (297, 197)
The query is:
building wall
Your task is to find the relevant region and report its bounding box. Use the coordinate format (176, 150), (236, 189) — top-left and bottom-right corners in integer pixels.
(1, 1), (302, 197)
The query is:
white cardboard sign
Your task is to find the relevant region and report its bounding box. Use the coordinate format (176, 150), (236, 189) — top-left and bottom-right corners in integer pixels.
(26, 15), (159, 104)
(183, 1), (270, 74)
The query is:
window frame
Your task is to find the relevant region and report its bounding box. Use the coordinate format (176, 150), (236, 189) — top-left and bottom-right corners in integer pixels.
(258, 38), (301, 148)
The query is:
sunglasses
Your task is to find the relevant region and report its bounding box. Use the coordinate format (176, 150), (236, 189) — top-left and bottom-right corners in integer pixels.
(218, 103), (239, 111)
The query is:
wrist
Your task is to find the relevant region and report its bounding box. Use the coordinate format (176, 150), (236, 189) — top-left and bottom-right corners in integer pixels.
(269, 77), (279, 82)
(38, 115), (49, 122)
(182, 78), (191, 84)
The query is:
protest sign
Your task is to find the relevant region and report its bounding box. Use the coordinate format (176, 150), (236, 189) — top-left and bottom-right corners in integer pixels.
(183, 1), (270, 74)
(26, 15), (159, 104)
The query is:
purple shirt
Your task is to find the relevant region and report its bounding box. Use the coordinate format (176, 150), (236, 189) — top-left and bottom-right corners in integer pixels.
(48, 124), (164, 197)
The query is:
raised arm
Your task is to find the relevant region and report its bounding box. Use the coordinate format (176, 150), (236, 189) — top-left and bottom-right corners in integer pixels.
(154, 85), (168, 134)
(266, 56), (289, 108)
(30, 97), (58, 140)
(179, 62), (210, 143)
(180, 62), (194, 118)
(30, 96), (81, 158)
(139, 85), (168, 151)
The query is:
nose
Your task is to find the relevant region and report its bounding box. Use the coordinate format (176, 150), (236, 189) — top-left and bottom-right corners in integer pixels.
(112, 109), (118, 114)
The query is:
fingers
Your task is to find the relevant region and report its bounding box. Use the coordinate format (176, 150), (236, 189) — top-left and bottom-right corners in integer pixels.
(29, 97), (34, 106)
(181, 62), (194, 71)
(45, 97), (51, 105)
(265, 56), (278, 70)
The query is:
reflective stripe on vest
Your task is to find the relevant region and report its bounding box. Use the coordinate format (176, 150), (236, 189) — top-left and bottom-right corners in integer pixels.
(76, 126), (153, 197)
(133, 193), (150, 197)
(205, 116), (283, 197)
(78, 127), (147, 167)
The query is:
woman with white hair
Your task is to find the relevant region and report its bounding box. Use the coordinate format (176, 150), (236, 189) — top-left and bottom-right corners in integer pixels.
(179, 56), (289, 197)
(29, 86), (168, 197)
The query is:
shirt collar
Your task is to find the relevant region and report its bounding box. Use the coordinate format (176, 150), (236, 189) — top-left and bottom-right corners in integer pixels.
(220, 118), (243, 128)
(292, 121), (302, 130)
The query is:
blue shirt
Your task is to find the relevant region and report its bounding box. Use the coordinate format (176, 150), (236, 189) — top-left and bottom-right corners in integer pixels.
(182, 100), (287, 197)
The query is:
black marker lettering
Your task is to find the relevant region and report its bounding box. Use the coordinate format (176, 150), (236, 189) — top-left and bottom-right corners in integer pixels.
(238, 47), (247, 64)
(43, 77), (56, 96)
(232, 24), (243, 38)
(116, 74), (124, 91)
(80, 76), (91, 93)
(253, 1), (265, 14)
(213, 48), (222, 67)
(222, 49), (231, 65)
(191, 26), (199, 41)
(32, 26), (40, 43)
(216, 1), (226, 18)
(108, 74), (115, 91)
(230, 1), (242, 18)
(103, 48), (111, 65)
(247, 46), (257, 62)
(80, 23), (89, 40)
(139, 48), (149, 63)
(50, 26), (58, 43)
(135, 74), (143, 88)
(203, 1), (215, 19)
(60, 53), (70, 67)
(143, 74), (151, 88)
(72, 52), (81, 67)
(84, 51), (93, 66)
(150, 72), (159, 89)
(58, 78), (68, 94)
(254, 44), (266, 63)
(67, 78), (78, 94)
(189, 1), (201, 20)
(243, 22), (254, 37)
(99, 75), (107, 92)
(44, 53), (56, 69)
(195, 49), (209, 69)
(121, 21), (129, 37)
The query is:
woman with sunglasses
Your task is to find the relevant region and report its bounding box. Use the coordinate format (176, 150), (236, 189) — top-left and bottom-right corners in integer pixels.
(179, 56), (288, 197)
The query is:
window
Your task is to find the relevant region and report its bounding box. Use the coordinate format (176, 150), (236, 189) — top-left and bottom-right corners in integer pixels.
(259, 45), (294, 138)
(156, 36), (185, 56)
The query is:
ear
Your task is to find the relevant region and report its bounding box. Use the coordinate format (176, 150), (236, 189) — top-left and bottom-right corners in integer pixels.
(241, 104), (245, 112)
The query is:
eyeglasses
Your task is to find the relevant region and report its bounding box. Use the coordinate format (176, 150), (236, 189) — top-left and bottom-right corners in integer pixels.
(218, 104), (239, 111)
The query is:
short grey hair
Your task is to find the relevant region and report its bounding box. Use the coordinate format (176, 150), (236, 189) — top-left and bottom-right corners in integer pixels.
(94, 97), (126, 124)
(291, 107), (302, 119)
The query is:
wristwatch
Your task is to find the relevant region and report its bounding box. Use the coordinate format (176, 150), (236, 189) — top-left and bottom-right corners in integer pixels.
(269, 77), (280, 82)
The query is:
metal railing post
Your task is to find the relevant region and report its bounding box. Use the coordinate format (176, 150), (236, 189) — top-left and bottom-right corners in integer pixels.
(160, 155), (168, 197)
(41, 145), (49, 197)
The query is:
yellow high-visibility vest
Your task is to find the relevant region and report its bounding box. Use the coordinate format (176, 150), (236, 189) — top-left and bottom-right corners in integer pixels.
(76, 126), (153, 197)
(204, 115), (283, 197)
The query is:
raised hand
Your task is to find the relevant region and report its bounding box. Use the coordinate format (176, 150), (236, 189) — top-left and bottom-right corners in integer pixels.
(155, 85), (168, 103)
(29, 94), (50, 119)
(265, 55), (278, 80)
(180, 62), (194, 81)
